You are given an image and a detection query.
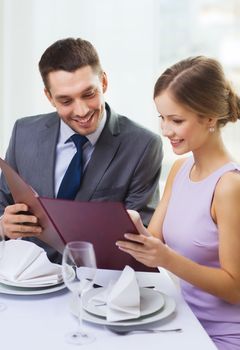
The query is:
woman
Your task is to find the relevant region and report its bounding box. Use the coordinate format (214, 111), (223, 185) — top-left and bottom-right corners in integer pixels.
(116, 56), (240, 350)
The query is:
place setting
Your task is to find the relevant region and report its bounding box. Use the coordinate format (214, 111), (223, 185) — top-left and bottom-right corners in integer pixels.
(0, 239), (71, 295)
(69, 264), (178, 334)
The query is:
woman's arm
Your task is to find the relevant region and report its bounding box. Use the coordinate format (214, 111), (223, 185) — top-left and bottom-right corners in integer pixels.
(117, 170), (240, 304)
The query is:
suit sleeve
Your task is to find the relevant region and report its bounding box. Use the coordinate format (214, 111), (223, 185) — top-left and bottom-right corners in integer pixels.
(0, 121), (18, 216)
(124, 134), (163, 226)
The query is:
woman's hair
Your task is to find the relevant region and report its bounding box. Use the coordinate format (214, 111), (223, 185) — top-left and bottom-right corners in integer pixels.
(39, 37), (103, 90)
(154, 56), (240, 127)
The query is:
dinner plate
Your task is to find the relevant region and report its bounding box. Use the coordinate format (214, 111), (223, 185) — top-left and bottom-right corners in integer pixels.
(0, 277), (63, 288)
(82, 287), (165, 318)
(70, 292), (176, 326)
(0, 265), (73, 289)
(0, 281), (66, 295)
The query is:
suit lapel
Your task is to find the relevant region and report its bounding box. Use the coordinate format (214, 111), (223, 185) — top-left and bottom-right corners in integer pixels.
(37, 114), (59, 197)
(75, 105), (121, 201)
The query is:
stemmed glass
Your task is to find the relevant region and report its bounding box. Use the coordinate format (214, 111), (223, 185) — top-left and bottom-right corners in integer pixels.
(0, 229), (6, 311)
(62, 241), (97, 345)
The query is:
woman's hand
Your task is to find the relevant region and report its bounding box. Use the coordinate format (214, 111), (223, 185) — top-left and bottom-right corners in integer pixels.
(116, 233), (170, 268)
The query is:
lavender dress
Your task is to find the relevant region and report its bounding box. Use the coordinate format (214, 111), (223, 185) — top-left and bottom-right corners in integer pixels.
(163, 157), (240, 350)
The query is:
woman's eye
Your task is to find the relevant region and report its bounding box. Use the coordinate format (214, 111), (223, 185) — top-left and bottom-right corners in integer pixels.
(173, 119), (183, 124)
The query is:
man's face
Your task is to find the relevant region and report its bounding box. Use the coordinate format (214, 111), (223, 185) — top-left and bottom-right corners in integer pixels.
(45, 66), (108, 135)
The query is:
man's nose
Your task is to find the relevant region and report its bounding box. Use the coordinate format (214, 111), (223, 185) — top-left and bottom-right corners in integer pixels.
(73, 100), (89, 117)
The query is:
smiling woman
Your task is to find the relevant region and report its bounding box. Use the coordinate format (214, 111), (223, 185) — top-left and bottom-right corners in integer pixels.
(155, 92), (216, 157)
(117, 56), (240, 350)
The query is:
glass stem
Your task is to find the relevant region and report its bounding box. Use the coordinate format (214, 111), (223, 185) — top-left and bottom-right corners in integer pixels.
(77, 291), (84, 334)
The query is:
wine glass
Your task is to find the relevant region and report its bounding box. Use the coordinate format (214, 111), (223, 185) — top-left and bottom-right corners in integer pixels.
(0, 229), (6, 311)
(62, 241), (97, 345)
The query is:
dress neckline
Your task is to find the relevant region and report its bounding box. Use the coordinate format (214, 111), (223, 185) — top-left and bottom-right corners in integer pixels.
(187, 158), (234, 184)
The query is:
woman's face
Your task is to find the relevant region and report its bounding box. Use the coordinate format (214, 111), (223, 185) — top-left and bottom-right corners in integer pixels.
(154, 91), (213, 155)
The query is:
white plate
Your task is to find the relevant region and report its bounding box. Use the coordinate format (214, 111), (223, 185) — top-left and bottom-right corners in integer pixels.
(0, 277), (63, 288)
(70, 292), (176, 326)
(0, 281), (66, 295)
(83, 287), (165, 318)
(0, 265), (73, 289)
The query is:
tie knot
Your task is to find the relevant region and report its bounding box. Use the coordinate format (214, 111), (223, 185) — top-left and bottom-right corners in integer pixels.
(69, 134), (88, 150)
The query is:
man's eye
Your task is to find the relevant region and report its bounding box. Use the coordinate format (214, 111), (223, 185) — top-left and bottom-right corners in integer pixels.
(61, 100), (71, 105)
(84, 91), (96, 98)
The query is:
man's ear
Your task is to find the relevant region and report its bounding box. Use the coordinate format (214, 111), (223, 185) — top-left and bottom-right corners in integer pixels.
(44, 88), (56, 107)
(101, 72), (108, 93)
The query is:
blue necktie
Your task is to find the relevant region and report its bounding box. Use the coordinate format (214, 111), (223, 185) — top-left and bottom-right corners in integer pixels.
(57, 134), (88, 200)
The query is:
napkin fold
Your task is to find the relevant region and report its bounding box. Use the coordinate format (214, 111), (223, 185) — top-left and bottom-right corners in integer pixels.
(91, 265), (140, 322)
(0, 240), (62, 286)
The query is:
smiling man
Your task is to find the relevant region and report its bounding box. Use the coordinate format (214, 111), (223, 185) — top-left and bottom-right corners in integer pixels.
(0, 38), (163, 262)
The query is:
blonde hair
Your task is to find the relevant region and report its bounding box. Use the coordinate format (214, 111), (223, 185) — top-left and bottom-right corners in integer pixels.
(154, 56), (240, 127)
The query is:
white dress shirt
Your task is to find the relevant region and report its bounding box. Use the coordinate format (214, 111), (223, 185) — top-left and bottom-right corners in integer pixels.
(54, 111), (107, 197)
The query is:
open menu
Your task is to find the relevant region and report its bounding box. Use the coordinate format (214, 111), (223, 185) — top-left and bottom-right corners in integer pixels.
(0, 157), (155, 271)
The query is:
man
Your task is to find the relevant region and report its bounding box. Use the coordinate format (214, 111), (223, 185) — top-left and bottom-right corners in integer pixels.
(0, 38), (163, 262)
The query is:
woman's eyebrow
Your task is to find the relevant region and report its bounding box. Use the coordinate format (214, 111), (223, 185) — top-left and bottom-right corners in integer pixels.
(158, 113), (184, 118)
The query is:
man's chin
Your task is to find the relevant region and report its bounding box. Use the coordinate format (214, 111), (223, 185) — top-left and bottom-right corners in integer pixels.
(70, 123), (97, 136)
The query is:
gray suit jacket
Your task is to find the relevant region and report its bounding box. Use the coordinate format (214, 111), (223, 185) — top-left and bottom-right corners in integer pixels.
(0, 104), (163, 261)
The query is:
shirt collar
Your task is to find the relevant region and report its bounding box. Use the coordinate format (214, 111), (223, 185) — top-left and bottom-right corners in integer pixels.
(58, 109), (107, 146)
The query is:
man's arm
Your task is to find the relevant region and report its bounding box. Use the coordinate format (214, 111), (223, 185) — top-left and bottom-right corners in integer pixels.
(0, 120), (17, 217)
(0, 121), (42, 238)
(124, 134), (163, 226)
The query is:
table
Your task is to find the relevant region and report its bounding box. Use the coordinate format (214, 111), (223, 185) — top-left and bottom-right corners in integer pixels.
(0, 268), (217, 350)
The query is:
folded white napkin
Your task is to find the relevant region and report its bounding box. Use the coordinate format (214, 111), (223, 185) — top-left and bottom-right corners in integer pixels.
(91, 265), (140, 322)
(0, 240), (62, 286)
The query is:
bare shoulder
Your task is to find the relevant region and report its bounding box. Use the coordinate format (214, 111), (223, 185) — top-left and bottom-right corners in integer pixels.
(163, 158), (187, 194)
(212, 170), (240, 234)
(168, 157), (187, 179)
(215, 170), (240, 202)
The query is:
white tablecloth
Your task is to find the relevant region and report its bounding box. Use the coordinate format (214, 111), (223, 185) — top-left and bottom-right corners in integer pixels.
(0, 268), (217, 350)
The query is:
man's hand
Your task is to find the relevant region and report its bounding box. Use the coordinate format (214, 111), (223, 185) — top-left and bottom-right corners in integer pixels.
(0, 203), (42, 239)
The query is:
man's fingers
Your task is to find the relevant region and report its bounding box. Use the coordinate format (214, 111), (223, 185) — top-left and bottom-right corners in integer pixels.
(5, 203), (28, 214)
(4, 223), (42, 238)
(13, 224), (42, 234)
(8, 231), (42, 239)
(12, 214), (38, 225)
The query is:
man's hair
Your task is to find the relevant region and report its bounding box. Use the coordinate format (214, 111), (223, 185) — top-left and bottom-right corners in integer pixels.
(39, 37), (103, 90)
(154, 56), (240, 127)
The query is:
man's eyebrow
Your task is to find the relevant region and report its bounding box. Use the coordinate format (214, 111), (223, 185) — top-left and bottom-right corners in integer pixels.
(55, 86), (96, 100)
(55, 95), (71, 100)
(81, 86), (96, 93)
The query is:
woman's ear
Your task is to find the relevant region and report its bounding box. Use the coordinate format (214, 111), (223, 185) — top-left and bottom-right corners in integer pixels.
(207, 117), (217, 133)
(207, 117), (217, 128)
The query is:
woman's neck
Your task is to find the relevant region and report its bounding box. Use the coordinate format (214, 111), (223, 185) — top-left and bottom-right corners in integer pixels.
(191, 133), (232, 181)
